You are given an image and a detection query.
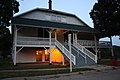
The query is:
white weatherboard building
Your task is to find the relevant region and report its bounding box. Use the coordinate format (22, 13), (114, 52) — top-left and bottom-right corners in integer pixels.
(11, 8), (111, 66)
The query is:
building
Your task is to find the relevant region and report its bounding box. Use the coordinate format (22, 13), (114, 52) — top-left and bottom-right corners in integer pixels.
(11, 8), (111, 66)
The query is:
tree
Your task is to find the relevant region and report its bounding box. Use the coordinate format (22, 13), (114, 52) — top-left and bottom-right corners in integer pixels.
(0, 0), (19, 58)
(90, 0), (120, 37)
(90, 0), (120, 57)
(0, 0), (19, 27)
(0, 27), (12, 58)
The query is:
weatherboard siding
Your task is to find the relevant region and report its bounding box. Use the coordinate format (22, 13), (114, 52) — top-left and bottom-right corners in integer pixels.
(16, 48), (36, 63)
(21, 10), (84, 26)
(18, 27), (38, 37)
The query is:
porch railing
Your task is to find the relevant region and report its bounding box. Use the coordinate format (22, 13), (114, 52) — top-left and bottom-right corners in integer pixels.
(73, 43), (97, 63)
(17, 36), (55, 46)
(99, 41), (111, 46)
(77, 40), (111, 47)
(55, 40), (76, 65)
(17, 36), (76, 65)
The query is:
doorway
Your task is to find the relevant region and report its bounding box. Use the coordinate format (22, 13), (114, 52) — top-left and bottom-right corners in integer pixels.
(36, 50), (42, 61)
(36, 50), (50, 62)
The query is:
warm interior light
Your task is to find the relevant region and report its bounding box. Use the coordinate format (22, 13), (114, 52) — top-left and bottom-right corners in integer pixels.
(36, 51), (39, 55)
(36, 48), (63, 62)
(45, 50), (48, 55)
(51, 48), (62, 63)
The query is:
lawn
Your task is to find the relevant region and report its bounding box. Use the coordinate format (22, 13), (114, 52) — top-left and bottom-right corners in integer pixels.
(98, 59), (120, 66)
(0, 68), (94, 79)
(0, 57), (68, 70)
(0, 58), (94, 79)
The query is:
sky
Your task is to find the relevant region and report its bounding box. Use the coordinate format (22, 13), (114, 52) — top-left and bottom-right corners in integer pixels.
(16, 0), (120, 46)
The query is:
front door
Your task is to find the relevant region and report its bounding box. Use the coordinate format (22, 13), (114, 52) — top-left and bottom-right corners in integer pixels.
(36, 50), (50, 62)
(36, 50), (42, 61)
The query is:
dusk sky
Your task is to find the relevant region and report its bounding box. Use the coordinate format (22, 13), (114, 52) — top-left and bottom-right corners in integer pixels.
(15, 0), (120, 46)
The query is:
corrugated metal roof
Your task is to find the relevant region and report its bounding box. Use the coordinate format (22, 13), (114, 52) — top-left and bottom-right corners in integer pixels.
(12, 8), (98, 33)
(12, 17), (98, 33)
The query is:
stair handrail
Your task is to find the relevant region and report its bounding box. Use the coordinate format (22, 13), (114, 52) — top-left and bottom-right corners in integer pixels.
(73, 43), (97, 63)
(71, 44), (85, 58)
(55, 40), (76, 65)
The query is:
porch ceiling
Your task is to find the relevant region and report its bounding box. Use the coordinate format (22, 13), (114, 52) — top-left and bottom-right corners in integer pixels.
(12, 17), (98, 33)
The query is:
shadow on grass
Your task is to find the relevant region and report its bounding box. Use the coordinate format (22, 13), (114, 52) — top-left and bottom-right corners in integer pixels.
(98, 59), (120, 66)
(0, 68), (94, 79)
(0, 58), (94, 79)
(0, 57), (68, 70)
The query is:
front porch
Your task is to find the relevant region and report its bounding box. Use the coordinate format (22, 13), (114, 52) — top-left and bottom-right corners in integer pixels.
(17, 36), (111, 48)
(11, 8), (112, 66)
(16, 36), (112, 66)
(15, 47), (68, 65)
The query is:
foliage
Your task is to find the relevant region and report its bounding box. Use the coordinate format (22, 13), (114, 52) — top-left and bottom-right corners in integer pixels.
(0, 0), (19, 27)
(90, 0), (120, 37)
(0, 57), (13, 67)
(100, 48), (111, 59)
(100, 46), (120, 59)
(0, 27), (12, 58)
(0, 0), (19, 58)
(98, 59), (120, 66)
(113, 46), (120, 59)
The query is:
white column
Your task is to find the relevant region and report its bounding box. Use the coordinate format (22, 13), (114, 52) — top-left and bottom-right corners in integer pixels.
(73, 33), (75, 45)
(85, 53), (87, 64)
(13, 25), (17, 65)
(75, 33), (77, 46)
(94, 35), (98, 63)
(49, 31), (52, 64)
(68, 34), (72, 72)
(62, 55), (65, 65)
(55, 31), (57, 41)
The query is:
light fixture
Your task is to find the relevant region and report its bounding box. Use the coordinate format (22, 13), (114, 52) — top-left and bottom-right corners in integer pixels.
(36, 51), (39, 55)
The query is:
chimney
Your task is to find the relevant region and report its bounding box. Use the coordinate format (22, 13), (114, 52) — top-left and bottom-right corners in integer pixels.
(48, 0), (52, 10)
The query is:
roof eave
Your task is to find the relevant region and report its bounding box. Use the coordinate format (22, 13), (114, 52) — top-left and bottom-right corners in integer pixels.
(12, 17), (98, 33)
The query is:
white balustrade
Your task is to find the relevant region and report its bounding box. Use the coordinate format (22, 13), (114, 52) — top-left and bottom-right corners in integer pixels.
(73, 43), (97, 63)
(75, 40), (111, 63)
(17, 36), (76, 64)
(77, 40), (111, 47)
(55, 40), (76, 65)
(99, 41), (111, 46)
(77, 40), (96, 46)
(17, 36), (55, 45)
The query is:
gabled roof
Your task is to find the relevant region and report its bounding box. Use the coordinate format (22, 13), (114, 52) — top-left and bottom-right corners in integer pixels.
(14, 8), (76, 18)
(12, 8), (98, 33)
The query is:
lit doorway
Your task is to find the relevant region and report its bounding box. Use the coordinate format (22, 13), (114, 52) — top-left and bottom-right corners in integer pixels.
(36, 50), (50, 62)
(36, 50), (42, 61)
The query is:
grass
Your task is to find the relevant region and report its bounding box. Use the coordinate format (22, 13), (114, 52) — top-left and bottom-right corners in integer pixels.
(0, 69), (69, 79)
(0, 58), (94, 79)
(0, 57), (68, 70)
(0, 63), (69, 70)
(1, 57), (120, 79)
(98, 59), (120, 66)
(0, 57), (13, 67)
(0, 68), (94, 79)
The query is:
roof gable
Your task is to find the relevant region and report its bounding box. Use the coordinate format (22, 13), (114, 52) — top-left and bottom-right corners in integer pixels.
(12, 8), (98, 33)
(14, 8), (85, 26)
